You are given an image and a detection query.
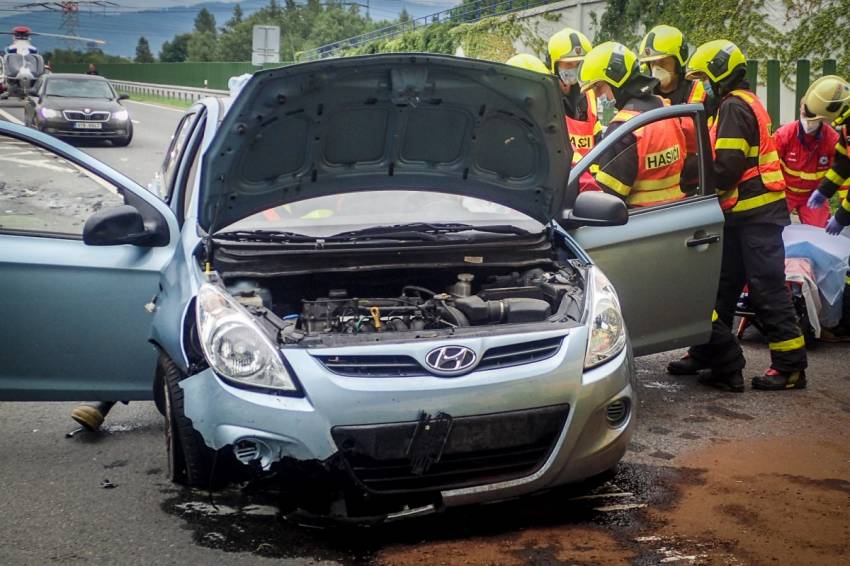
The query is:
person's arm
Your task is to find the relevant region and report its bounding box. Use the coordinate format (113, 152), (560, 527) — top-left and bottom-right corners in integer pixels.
(713, 100), (758, 191)
(592, 121), (638, 202)
(817, 128), (850, 198)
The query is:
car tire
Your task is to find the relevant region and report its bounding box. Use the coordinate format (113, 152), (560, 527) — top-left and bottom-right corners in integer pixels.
(160, 353), (230, 489)
(113, 124), (132, 147)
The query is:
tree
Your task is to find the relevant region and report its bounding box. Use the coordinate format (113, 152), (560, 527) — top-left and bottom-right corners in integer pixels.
(134, 36), (155, 63)
(225, 4), (244, 30)
(188, 32), (219, 61)
(159, 33), (191, 63)
(194, 8), (217, 35)
(398, 8), (411, 23)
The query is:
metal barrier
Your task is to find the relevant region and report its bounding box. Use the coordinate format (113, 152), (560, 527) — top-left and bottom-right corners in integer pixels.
(109, 80), (228, 103)
(747, 58), (837, 129)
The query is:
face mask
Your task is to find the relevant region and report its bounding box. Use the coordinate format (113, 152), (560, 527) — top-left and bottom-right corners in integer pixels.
(702, 80), (714, 97)
(558, 68), (578, 86)
(800, 113), (822, 134)
(651, 65), (673, 89)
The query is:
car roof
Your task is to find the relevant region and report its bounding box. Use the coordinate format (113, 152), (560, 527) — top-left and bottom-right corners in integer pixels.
(45, 73), (108, 81)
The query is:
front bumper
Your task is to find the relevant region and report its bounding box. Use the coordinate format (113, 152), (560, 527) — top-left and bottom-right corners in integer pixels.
(39, 118), (129, 138)
(180, 327), (634, 511)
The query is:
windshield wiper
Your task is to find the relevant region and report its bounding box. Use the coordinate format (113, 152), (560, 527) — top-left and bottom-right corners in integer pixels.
(213, 229), (316, 243)
(331, 222), (529, 240)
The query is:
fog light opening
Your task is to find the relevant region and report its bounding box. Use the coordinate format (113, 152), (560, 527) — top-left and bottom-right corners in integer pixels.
(605, 399), (630, 427)
(233, 438), (273, 469)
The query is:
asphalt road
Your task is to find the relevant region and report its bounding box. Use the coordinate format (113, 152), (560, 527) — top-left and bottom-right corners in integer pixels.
(0, 99), (848, 565)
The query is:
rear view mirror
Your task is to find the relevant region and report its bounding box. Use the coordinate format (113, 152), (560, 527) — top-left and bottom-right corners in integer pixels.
(118, 93), (129, 100)
(560, 192), (628, 229)
(83, 205), (156, 246)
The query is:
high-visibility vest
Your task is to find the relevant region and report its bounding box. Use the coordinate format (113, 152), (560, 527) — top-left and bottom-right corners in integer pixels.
(567, 91), (600, 166)
(602, 98), (686, 207)
(710, 89), (786, 212)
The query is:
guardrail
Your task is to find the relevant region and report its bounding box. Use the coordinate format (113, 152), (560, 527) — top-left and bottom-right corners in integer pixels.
(109, 80), (228, 103)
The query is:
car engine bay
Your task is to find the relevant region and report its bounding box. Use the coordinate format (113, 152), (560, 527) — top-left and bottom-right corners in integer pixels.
(223, 265), (585, 345)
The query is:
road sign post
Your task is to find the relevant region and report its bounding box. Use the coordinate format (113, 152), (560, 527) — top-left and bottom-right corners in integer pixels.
(252, 25), (280, 67)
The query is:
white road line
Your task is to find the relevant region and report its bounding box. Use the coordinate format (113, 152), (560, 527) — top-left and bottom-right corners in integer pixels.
(0, 155), (75, 173)
(0, 107), (24, 125)
(131, 120), (141, 124)
(124, 99), (185, 113)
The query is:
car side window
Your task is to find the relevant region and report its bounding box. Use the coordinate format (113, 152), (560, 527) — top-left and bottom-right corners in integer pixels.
(0, 133), (125, 238)
(587, 113), (710, 212)
(178, 119), (206, 223)
(152, 112), (197, 201)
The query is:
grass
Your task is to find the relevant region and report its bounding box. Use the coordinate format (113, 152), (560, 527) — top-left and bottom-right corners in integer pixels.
(116, 90), (194, 110)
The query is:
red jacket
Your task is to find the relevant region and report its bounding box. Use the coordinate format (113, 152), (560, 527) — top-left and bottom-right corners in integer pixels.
(773, 120), (839, 194)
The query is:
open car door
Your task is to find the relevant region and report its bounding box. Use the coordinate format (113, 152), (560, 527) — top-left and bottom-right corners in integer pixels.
(0, 121), (178, 400)
(567, 104), (724, 356)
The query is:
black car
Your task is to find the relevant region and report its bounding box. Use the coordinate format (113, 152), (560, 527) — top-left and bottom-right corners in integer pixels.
(24, 73), (133, 146)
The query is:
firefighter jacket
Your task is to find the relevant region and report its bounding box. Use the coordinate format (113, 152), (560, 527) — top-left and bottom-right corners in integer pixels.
(816, 123), (850, 226)
(711, 87), (789, 227)
(592, 94), (686, 207)
(774, 120), (838, 195)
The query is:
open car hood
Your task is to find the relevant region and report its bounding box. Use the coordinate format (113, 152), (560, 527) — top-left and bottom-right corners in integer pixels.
(199, 54), (572, 233)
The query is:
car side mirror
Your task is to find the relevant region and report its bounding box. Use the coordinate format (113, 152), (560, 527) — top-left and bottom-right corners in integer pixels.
(83, 205), (156, 246)
(118, 93), (129, 100)
(559, 191), (628, 229)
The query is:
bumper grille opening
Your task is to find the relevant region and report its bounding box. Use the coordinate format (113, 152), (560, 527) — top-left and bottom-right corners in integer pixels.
(332, 404), (569, 494)
(605, 399), (629, 426)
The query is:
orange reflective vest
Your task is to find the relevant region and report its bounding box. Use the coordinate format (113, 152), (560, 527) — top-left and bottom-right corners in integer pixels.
(567, 91), (600, 166)
(710, 89), (786, 212)
(601, 98), (686, 207)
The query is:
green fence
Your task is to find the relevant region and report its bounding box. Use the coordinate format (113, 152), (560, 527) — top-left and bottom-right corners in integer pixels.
(746, 58), (836, 129)
(54, 61), (290, 90)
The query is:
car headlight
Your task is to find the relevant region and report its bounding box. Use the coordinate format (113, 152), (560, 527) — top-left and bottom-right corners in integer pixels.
(584, 267), (627, 369)
(113, 109), (129, 121)
(196, 283), (300, 393)
(39, 108), (59, 119)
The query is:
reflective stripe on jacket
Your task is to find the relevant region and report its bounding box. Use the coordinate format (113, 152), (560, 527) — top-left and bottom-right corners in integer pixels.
(600, 99), (686, 207)
(773, 120), (838, 194)
(567, 91), (601, 165)
(711, 89), (786, 212)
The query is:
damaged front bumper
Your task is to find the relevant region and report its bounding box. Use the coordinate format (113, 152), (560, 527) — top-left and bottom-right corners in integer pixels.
(179, 327), (634, 518)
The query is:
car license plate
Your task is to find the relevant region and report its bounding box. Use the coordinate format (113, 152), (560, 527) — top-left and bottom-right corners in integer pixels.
(74, 122), (102, 129)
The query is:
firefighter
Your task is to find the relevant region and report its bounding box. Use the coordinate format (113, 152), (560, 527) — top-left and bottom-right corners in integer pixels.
(639, 25), (716, 190)
(578, 41), (687, 207)
(547, 27), (601, 165)
(774, 77), (845, 227)
(801, 75), (850, 341)
(505, 52), (550, 74)
(668, 40), (807, 391)
(638, 25), (716, 112)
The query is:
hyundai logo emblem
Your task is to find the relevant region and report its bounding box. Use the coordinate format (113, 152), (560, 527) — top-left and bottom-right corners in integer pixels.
(425, 346), (477, 375)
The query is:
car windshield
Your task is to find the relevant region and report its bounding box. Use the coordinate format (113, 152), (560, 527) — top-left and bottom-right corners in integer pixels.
(45, 78), (113, 99)
(222, 190), (544, 238)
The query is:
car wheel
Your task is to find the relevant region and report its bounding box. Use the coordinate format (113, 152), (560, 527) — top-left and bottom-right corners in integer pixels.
(113, 124), (132, 147)
(160, 353), (230, 489)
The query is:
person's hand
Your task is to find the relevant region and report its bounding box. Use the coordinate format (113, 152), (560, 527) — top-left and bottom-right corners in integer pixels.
(808, 190), (828, 209)
(826, 216), (845, 235)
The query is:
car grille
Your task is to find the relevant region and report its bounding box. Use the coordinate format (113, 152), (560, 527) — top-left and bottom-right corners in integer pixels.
(63, 110), (110, 122)
(332, 404), (569, 494)
(313, 336), (564, 377)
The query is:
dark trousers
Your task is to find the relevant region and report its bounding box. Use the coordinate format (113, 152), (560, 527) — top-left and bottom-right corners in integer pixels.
(841, 262), (850, 327)
(690, 222), (807, 373)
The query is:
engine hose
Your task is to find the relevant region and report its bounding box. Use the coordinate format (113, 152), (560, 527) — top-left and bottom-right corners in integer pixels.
(402, 285), (437, 298)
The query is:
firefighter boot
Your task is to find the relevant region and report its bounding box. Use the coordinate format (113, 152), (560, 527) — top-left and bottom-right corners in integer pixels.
(70, 401), (116, 431)
(751, 368), (807, 391)
(667, 354), (711, 375)
(698, 369), (745, 393)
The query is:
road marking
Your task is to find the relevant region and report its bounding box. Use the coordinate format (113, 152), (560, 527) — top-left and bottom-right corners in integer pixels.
(0, 155), (75, 173)
(124, 99), (185, 113)
(0, 107), (24, 125)
(131, 120), (141, 124)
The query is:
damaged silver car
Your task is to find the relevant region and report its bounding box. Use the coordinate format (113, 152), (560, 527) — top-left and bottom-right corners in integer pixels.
(0, 54), (723, 521)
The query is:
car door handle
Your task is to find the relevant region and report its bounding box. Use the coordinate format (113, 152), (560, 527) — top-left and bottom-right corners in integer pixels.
(686, 233), (720, 247)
